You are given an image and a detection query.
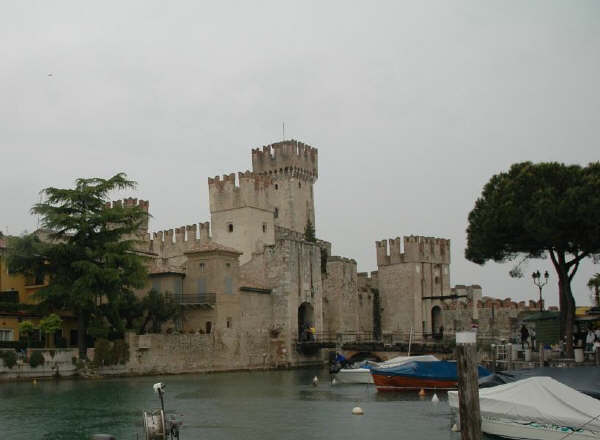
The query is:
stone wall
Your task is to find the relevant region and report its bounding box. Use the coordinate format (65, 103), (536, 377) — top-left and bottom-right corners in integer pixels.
(322, 257), (359, 335)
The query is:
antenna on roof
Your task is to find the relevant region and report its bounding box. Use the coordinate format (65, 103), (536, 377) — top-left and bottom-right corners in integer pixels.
(282, 121), (285, 141)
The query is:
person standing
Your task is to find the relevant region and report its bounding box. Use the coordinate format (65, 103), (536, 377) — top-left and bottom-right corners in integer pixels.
(586, 328), (595, 353)
(520, 324), (529, 349)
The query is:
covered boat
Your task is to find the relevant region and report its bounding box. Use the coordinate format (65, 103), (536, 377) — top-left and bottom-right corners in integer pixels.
(371, 360), (491, 391)
(333, 355), (439, 384)
(448, 376), (600, 440)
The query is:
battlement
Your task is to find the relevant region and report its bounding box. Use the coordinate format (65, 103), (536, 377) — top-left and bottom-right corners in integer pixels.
(106, 198), (150, 232)
(208, 171), (273, 213)
(143, 222), (211, 256)
(376, 235), (451, 266)
(252, 139), (318, 181)
(106, 197), (149, 211)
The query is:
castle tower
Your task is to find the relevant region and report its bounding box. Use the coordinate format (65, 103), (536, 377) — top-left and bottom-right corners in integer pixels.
(375, 235), (451, 339)
(208, 140), (318, 264)
(208, 171), (276, 264)
(252, 140), (318, 234)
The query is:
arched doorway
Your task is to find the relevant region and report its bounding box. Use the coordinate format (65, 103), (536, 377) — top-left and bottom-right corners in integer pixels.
(431, 305), (443, 339)
(298, 302), (315, 341)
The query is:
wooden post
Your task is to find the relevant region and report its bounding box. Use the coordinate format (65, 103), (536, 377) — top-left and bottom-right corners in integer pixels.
(456, 331), (482, 440)
(539, 345), (544, 367)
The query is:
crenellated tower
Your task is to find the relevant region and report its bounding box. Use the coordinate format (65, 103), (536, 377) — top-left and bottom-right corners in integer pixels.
(251, 139), (318, 234)
(375, 235), (451, 339)
(208, 140), (318, 264)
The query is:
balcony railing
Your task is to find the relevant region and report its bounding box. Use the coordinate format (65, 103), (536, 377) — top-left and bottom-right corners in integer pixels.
(0, 291), (19, 303)
(170, 292), (216, 307)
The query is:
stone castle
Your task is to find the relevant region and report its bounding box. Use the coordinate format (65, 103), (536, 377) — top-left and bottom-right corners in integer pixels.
(114, 140), (542, 369)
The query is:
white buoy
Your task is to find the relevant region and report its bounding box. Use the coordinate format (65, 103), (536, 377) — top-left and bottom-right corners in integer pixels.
(352, 406), (364, 415)
(312, 376), (319, 386)
(432, 393), (439, 403)
(451, 423), (459, 432)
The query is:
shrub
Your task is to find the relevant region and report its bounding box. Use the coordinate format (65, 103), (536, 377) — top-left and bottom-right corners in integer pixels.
(29, 351), (45, 368)
(112, 339), (129, 365)
(94, 338), (112, 366)
(0, 350), (17, 369)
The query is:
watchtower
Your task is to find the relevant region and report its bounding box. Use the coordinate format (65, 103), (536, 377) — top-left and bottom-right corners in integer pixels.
(251, 139), (318, 234)
(375, 235), (451, 339)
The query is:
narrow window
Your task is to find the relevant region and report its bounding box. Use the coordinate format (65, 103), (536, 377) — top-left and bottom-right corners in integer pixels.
(199, 262), (205, 272)
(226, 317), (232, 329)
(227, 223), (233, 233)
(205, 321), (212, 334)
(298, 182), (301, 188)
(262, 223), (267, 233)
(275, 184), (279, 190)
(274, 208), (279, 218)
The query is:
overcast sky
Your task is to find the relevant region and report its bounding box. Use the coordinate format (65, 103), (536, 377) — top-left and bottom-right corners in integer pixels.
(1, 1), (599, 307)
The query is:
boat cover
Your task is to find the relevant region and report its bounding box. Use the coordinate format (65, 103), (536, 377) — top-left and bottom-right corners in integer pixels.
(483, 366), (600, 399)
(371, 360), (490, 380)
(378, 355), (439, 368)
(448, 377), (600, 431)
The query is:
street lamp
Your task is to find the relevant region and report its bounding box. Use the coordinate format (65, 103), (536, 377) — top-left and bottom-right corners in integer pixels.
(532, 270), (549, 312)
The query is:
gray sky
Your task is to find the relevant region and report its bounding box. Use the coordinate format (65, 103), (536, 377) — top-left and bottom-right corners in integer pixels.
(1, 1), (599, 307)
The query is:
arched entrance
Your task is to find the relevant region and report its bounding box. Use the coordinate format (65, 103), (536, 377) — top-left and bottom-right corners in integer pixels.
(298, 302), (315, 341)
(431, 305), (443, 339)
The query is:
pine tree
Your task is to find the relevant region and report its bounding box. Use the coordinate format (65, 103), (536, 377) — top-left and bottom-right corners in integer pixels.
(304, 219), (316, 242)
(7, 173), (148, 358)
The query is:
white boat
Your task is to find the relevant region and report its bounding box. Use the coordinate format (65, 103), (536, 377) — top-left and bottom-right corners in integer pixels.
(448, 376), (600, 440)
(333, 355), (439, 384)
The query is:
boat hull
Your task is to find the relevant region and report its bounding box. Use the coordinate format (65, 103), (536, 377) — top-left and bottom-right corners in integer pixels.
(372, 373), (457, 391)
(481, 416), (600, 440)
(333, 368), (373, 384)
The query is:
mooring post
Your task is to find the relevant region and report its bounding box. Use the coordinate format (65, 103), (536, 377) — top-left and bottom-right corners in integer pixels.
(490, 344), (496, 373)
(456, 331), (482, 440)
(539, 345), (544, 367)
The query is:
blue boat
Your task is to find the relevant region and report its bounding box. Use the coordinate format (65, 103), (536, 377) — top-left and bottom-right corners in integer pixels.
(371, 360), (492, 391)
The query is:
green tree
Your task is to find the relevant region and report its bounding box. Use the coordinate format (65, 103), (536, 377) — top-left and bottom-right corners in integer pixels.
(40, 313), (63, 348)
(18, 321), (36, 347)
(304, 219), (316, 242)
(588, 273), (600, 307)
(7, 173), (149, 358)
(465, 162), (600, 357)
(138, 290), (180, 334)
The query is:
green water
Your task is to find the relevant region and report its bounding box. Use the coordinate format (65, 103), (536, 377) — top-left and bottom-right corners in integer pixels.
(0, 369), (462, 440)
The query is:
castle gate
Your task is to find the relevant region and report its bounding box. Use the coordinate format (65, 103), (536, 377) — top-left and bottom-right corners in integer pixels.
(298, 302), (314, 340)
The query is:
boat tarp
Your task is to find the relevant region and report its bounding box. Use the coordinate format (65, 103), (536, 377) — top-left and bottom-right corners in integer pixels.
(448, 377), (600, 431)
(378, 355), (438, 368)
(483, 366), (600, 399)
(371, 360), (490, 380)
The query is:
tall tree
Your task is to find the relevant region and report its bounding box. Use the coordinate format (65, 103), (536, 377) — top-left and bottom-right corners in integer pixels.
(588, 273), (600, 307)
(7, 173), (148, 358)
(465, 162), (600, 357)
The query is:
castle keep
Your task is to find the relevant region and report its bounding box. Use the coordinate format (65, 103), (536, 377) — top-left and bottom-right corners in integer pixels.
(119, 139), (536, 371)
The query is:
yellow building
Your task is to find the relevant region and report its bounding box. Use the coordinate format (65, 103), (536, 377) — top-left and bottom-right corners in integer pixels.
(0, 235), (76, 345)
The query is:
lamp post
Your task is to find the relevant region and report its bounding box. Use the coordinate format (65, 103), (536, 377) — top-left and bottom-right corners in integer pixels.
(532, 270), (549, 312)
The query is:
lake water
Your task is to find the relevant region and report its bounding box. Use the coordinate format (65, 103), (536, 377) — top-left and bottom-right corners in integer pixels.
(0, 368), (468, 440)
